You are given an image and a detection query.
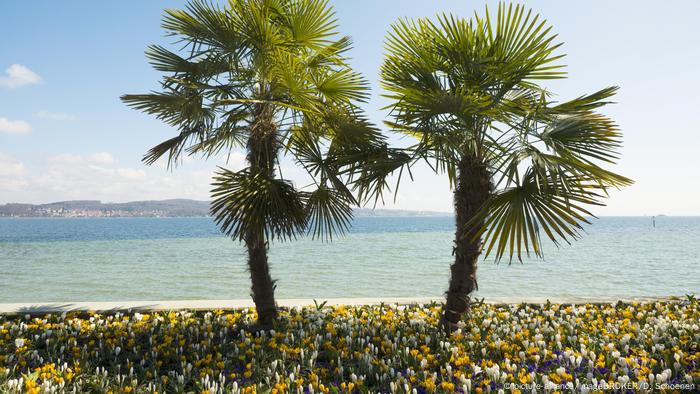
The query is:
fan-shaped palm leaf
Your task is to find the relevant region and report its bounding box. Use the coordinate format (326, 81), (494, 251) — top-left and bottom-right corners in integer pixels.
(379, 2), (631, 329)
(123, 0), (390, 326)
(210, 167), (307, 242)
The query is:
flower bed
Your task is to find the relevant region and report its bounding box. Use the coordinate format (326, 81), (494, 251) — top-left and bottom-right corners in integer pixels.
(0, 301), (698, 393)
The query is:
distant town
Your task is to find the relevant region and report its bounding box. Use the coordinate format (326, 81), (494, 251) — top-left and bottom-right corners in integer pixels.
(0, 199), (211, 218)
(0, 199), (451, 218)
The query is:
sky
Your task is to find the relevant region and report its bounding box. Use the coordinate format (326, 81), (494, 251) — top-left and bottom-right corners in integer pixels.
(1, 1), (699, 215)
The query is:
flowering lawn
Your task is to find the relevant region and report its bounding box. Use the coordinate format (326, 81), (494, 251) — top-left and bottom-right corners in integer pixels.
(0, 300), (698, 393)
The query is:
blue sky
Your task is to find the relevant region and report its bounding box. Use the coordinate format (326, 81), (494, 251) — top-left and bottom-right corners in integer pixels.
(1, 1), (699, 215)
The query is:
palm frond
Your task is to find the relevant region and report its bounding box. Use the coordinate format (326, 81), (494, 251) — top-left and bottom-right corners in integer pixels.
(380, 2), (631, 265)
(475, 169), (604, 262)
(186, 113), (250, 158)
(121, 92), (213, 128)
(283, 0), (338, 48)
(121, 91), (215, 167)
(142, 128), (199, 167)
(540, 114), (623, 161)
(268, 50), (320, 112)
(491, 85), (632, 191)
(127, 0), (385, 245)
(146, 45), (199, 74)
(228, 0), (284, 55)
(313, 68), (369, 103)
(381, 7), (565, 182)
(210, 167), (307, 241)
(305, 36), (353, 68)
(550, 86), (619, 114)
(305, 185), (354, 240)
(350, 146), (414, 205)
(289, 127), (356, 203)
(162, 0), (242, 52)
(483, 3), (566, 81)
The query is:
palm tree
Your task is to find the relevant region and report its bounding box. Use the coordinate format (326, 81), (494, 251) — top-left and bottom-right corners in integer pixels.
(121, 0), (392, 327)
(379, 3), (632, 329)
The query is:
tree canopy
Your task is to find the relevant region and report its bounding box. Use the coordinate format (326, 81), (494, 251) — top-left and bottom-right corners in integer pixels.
(380, 3), (632, 261)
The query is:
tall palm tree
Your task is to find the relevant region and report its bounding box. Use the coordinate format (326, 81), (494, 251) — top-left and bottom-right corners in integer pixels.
(379, 3), (632, 329)
(122, 0), (392, 327)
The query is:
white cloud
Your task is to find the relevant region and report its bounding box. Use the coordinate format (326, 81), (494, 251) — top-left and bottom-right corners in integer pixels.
(115, 168), (148, 181)
(0, 150), (259, 204)
(46, 154), (82, 165)
(0, 152), (211, 203)
(36, 110), (77, 121)
(219, 151), (247, 170)
(0, 149), (658, 215)
(0, 64), (42, 89)
(0, 117), (31, 135)
(0, 153), (29, 191)
(87, 152), (115, 165)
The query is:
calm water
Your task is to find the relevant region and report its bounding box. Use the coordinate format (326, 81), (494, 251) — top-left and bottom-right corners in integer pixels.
(0, 217), (698, 302)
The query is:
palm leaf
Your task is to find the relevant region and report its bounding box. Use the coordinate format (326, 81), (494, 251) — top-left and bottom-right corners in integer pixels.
(283, 0), (338, 48)
(305, 185), (354, 240)
(121, 92), (213, 128)
(125, 0), (385, 246)
(475, 169), (607, 262)
(380, 2), (632, 270)
(210, 167), (307, 242)
(313, 68), (369, 103)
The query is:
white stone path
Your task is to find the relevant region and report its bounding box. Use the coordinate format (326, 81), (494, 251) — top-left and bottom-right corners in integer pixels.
(0, 296), (672, 315)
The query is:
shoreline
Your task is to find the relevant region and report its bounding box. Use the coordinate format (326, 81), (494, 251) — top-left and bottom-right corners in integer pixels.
(0, 295), (677, 315)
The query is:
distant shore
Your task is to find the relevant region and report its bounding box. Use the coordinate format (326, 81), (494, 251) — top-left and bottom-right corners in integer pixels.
(0, 199), (452, 218)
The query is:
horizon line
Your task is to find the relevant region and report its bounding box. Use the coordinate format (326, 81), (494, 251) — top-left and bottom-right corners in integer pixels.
(0, 199), (694, 217)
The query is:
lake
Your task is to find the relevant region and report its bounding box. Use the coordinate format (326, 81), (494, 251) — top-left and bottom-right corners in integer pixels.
(1, 216), (698, 302)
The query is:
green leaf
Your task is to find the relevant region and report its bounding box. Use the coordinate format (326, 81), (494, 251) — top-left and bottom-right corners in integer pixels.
(124, 0), (408, 247)
(305, 185), (354, 240)
(475, 169), (605, 262)
(210, 167), (307, 242)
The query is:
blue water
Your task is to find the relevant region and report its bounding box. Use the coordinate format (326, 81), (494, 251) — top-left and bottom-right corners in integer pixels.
(0, 217), (454, 243)
(0, 216), (698, 302)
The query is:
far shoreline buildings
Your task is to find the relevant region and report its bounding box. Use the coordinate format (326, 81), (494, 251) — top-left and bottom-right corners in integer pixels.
(0, 199), (452, 218)
(0, 200), (211, 218)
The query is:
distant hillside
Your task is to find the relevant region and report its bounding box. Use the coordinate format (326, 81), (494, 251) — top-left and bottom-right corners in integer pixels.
(0, 199), (451, 218)
(353, 208), (450, 217)
(0, 199), (211, 217)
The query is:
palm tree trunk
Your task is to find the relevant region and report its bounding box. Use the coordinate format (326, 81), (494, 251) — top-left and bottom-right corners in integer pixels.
(245, 227), (277, 326)
(245, 102), (279, 327)
(442, 155), (491, 330)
